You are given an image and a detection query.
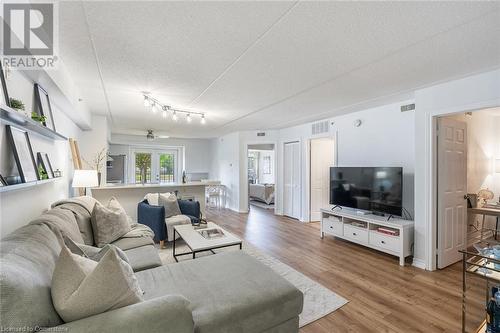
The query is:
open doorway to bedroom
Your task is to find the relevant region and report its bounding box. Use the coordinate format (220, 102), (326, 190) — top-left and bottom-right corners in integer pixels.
(435, 107), (500, 269)
(247, 144), (275, 212)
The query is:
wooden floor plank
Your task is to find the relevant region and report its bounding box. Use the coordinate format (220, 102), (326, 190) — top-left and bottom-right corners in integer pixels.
(206, 206), (486, 332)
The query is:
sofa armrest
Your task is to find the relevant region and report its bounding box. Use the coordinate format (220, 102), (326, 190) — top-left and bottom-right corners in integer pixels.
(137, 200), (166, 242)
(178, 200), (200, 223)
(52, 295), (193, 333)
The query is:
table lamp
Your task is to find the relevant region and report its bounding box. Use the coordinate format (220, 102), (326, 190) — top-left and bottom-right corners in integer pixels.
(72, 170), (98, 195)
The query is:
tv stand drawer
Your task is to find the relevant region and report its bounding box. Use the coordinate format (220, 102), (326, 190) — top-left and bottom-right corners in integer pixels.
(323, 218), (343, 236)
(369, 231), (399, 253)
(344, 225), (368, 243)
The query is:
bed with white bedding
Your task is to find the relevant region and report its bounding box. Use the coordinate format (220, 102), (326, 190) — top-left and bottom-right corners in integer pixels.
(249, 183), (275, 205)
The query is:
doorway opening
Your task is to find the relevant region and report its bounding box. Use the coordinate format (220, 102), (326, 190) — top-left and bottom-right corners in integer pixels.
(435, 107), (500, 269)
(309, 137), (335, 222)
(247, 144), (276, 213)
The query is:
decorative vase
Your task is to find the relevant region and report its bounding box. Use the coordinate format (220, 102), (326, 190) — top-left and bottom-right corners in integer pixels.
(97, 172), (101, 186)
(141, 169), (146, 185)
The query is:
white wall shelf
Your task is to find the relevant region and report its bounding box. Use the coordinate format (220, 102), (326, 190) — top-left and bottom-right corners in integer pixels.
(0, 177), (62, 193)
(320, 208), (414, 266)
(0, 104), (67, 141)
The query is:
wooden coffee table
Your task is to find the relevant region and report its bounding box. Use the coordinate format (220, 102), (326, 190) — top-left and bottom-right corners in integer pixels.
(173, 222), (242, 262)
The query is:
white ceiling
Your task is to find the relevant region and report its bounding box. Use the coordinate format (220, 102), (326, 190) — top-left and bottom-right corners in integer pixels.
(58, 1), (500, 138)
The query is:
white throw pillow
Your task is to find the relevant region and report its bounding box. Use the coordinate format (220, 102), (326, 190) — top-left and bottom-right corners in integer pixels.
(51, 246), (143, 322)
(91, 197), (131, 247)
(144, 193), (159, 206)
(159, 192), (182, 218)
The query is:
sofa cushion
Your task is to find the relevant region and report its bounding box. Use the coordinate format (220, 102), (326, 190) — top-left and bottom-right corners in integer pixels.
(52, 196), (98, 245)
(30, 207), (85, 244)
(136, 251), (303, 333)
(159, 192), (181, 218)
(111, 235), (154, 251)
(91, 198), (131, 247)
(123, 245), (162, 272)
(51, 246), (143, 322)
(165, 215), (191, 242)
(0, 223), (64, 329)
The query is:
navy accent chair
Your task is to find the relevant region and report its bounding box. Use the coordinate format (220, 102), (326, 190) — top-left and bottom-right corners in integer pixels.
(138, 199), (201, 243)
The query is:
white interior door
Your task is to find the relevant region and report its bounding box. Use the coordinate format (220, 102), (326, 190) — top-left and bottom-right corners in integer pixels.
(437, 117), (467, 269)
(310, 138), (335, 221)
(284, 141), (301, 219)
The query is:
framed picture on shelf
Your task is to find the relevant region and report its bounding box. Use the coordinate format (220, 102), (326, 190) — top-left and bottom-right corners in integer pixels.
(0, 174), (7, 187)
(34, 83), (56, 131)
(37, 152), (54, 178)
(6, 125), (39, 183)
(0, 63), (10, 107)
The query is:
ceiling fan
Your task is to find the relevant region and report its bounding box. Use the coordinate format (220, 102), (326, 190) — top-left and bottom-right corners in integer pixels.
(146, 129), (169, 141)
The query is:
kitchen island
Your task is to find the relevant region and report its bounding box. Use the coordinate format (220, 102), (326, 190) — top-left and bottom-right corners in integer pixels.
(91, 181), (220, 221)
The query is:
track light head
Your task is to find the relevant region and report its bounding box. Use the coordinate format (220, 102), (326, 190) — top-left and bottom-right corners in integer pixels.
(201, 114), (206, 124)
(172, 111), (178, 121)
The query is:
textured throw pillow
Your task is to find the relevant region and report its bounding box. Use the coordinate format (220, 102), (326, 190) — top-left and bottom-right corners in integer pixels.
(159, 192), (182, 218)
(51, 246), (143, 322)
(144, 193), (159, 206)
(91, 198), (131, 247)
(64, 236), (130, 263)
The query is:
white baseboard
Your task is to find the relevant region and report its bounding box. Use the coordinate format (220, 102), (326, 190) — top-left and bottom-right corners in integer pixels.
(411, 257), (426, 270)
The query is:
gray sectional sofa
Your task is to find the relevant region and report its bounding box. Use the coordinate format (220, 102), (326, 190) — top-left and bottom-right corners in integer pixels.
(0, 196), (303, 333)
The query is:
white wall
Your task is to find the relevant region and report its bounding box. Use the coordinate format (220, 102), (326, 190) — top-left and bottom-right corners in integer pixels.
(79, 115), (109, 184)
(0, 70), (83, 236)
(109, 134), (213, 183)
(210, 132), (241, 211)
(253, 150), (275, 184)
(414, 69), (500, 270)
(275, 100), (415, 222)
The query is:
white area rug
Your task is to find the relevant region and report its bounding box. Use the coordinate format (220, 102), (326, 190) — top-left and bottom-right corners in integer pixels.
(158, 241), (348, 327)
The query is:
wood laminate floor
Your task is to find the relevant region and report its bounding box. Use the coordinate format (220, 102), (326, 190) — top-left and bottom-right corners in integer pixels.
(206, 206), (485, 333)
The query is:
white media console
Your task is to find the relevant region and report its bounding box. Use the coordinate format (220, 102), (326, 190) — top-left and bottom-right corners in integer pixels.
(320, 208), (414, 266)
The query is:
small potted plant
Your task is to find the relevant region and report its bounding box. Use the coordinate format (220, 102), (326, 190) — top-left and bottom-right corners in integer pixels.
(31, 112), (47, 124)
(9, 98), (30, 117)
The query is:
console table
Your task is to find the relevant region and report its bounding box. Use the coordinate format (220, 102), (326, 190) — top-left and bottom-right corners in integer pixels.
(320, 208), (414, 266)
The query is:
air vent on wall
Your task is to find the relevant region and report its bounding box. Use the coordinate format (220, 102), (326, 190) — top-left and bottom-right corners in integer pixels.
(257, 132), (265, 137)
(401, 103), (415, 112)
(311, 120), (330, 135)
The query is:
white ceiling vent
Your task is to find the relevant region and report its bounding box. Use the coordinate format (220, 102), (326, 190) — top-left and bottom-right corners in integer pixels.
(311, 120), (330, 135)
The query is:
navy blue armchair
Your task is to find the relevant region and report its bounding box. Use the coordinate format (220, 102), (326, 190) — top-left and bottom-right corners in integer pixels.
(137, 199), (201, 244)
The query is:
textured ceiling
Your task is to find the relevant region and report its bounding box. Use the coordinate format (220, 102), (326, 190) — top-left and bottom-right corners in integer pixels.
(58, 1), (500, 138)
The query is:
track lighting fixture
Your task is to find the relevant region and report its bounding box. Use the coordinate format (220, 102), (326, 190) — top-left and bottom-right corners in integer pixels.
(142, 94), (206, 124)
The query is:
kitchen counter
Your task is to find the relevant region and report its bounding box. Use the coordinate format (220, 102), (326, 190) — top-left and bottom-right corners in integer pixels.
(91, 181), (222, 220)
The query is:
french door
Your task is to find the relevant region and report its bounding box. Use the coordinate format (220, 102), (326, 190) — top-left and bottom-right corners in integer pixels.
(130, 148), (179, 184)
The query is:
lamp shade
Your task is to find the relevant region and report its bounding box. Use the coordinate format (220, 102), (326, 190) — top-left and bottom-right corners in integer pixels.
(72, 170), (99, 188)
(496, 159), (500, 173)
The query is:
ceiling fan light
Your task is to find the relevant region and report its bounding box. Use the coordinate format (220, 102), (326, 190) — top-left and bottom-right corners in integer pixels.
(146, 130), (155, 141)
(201, 114), (206, 124)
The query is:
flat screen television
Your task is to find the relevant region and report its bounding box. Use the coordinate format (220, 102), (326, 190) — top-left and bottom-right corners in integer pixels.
(329, 167), (403, 216)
